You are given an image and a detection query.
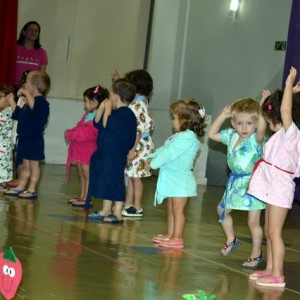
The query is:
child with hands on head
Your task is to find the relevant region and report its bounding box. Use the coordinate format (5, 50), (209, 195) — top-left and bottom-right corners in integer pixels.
(84, 79), (137, 224)
(5, 71), (50, 199)
(0, 85), (16, 191)
(248, 67), (300, 288)
(150, 98), (205, 249)
(208, 96), (267, 268)
(65, 85), (109, 207)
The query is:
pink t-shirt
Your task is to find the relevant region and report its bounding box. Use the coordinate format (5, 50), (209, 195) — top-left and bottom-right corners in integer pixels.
(248, 122), (300, 208)
(15, 45), (48, 84)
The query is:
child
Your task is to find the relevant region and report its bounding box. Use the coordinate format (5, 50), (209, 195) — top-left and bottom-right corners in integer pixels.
(248, 67), (300, 288)
(150, 98), (205, 249)
(123, 69), (154, 217)
(0, 85), (15, 191)
(65, 85), (109, 207)
(5, 71), (50, 199)
(207, 97), (267, 268)
(84, 79), (137, 223)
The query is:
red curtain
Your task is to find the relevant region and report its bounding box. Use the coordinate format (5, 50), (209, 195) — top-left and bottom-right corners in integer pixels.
(0, 0), (18, 87)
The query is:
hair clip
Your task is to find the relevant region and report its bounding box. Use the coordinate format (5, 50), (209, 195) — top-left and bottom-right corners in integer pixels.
(267, 104), (272, 111)
(93, 85), (100, 94)
(198, 107), (205, 118)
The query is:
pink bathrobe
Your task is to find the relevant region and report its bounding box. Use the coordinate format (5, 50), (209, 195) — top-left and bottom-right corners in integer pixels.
(65, 113), (98, 182)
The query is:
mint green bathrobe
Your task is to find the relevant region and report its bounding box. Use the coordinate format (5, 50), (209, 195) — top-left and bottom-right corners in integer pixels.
(150, 130), (201, 206)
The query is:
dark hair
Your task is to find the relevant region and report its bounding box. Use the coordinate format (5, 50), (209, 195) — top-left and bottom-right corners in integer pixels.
(17, 21), (41, 49)
(111, 79), (136, 104)
(124, 69), (153, 97)
(170, 98), (206, 137)
(28, 71), (51, 96)
(83, 85), (109, 108)
(262, 89), (300, 129)
(0, 84), (14, 96)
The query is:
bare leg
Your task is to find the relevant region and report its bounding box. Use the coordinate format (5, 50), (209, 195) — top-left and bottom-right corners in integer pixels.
(15, 159), (30, 190)
(267, 205), (288, 277)
(247, 210), (263, 258)
(166, 198), (174, 237)
(217, 203), (236, 255)
(80, 164), (89, 200)
(77, 164), (85, 199)
(26, 161), (40, 192)
(98, 199), (113, 216)
(171, 197), (188, 239)
(131, 177), (143, 210)
(124, 177), (133, 207)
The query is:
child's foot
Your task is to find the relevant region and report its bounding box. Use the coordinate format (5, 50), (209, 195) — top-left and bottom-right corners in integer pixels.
(220, 237), (240, 256)
(152, 234), (172, 243)
(242, 252), (264, 269)
(67, 197), (82, 204)
(122, 205), (143, 217)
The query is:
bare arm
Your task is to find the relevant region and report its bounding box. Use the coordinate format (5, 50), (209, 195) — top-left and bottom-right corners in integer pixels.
(256, 90), (269, 144)
(95, 99), (107, 123)
(207, 105), (232, 142)
(281, 67), (296, 131)
(5, 93), (16, 111)
(102, 99), (113, 127)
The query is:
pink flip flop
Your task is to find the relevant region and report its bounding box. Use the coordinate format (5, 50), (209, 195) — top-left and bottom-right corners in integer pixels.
(152, 234), (171, 243)
(256, 276), (285, 288)
(249, 271), (271, 281)
(159, 239), (184, 249)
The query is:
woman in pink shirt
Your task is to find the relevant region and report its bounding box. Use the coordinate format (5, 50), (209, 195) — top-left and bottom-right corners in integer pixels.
(16, 21), (48, 86)
(65, 85), (109, 207)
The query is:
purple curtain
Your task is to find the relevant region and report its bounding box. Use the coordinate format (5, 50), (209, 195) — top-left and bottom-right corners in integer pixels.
(0, 0), (18, 86)
(282, 0), (300, 87)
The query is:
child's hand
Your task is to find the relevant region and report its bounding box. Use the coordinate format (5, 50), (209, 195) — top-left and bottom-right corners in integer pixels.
(221, 105), (232, 118)
(260, 89), (270, 105)
(112, 68), (120, 81)
(286, 67), (297, 87)
(5, 93), (15, 106)
(17, 96), (26, 108)
(17, 88), (27, 98)
(127, 149), (135, 162)
(145, 158), (152, 171)
(292, 79), (300, 94)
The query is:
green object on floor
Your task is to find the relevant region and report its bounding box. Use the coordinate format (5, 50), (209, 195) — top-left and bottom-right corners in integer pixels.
(182, 289), (216, 300)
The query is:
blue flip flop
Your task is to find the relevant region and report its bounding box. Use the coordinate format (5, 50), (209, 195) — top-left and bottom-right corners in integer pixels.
(221, 237), (240, 256)
(4, 188), (24, 196)
(18, 191), (38, 199)
(88, 212), (106, 220)
(103, 214), (124, 224)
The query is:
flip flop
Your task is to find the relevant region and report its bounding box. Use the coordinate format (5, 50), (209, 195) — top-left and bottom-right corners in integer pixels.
(88, 212), (106, 220)
(256, 276), (285, 288)
(159, 239), (184, 249)
(221, 237), (240, 256)
(103, 214), (124, 224)
(152, 234), (171, 243)
(71, 199), (93, 207)
(18, 191), (38, 199)
(4, 188), (24, 196)
(67, 197), (81, 204)
(242, 252), (264, 269)
(249, 271), (271, 281)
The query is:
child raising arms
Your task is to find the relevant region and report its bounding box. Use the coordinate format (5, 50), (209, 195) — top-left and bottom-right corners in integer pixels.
(150, 99), (205, 249)
(248, 67), (300, 288)
(84, 79), (137, 223)
(208, 97), (267, 268)
(65, 85), (109, 207)
(5, 71), (50, 199)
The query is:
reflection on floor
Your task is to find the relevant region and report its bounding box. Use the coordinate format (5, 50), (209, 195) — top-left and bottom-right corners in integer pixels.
(0, 164), (299, 300)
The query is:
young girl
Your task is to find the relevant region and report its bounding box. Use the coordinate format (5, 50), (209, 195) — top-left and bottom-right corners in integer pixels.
(208, 97), (267, 268)
(5, 71), (50, 199)
(123, 69), (154, 217)
(248, 67), (300, 287)
(150, 99), (205, 249)
(84, 79), (137, 223)
(65, 85), (109, 207)
(0, 85), (15, 191)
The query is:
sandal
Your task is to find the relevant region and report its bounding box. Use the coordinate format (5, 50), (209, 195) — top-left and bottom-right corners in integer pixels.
(18, 191), (38, 199)
(256, 276), (285, 288)
(249, 270), (270, 281)
(71, 199), (93, 207)
(152, 234), (172, 243)
(159, 238), (184, 249)
(242, 252), (264, 269)
(67, 197), (81, 204)
(4, 188), (24, 196)
(221, 237), (240, 256)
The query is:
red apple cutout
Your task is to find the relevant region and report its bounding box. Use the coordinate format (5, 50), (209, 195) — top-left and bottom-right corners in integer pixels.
(0, 247), (22, 300)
